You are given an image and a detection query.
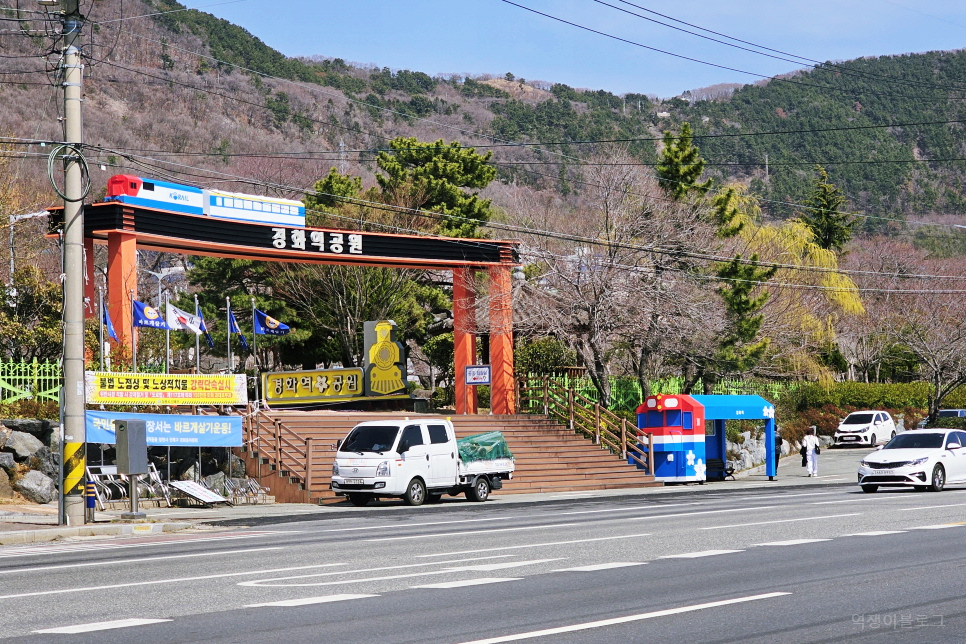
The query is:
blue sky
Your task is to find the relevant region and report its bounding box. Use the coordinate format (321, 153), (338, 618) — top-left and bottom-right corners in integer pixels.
(180, 0), (966, 97)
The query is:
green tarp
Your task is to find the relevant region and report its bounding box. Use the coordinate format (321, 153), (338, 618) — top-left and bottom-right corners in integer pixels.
(457, 431), (514, 463)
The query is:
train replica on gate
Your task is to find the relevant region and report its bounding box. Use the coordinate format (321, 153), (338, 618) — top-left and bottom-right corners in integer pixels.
(105, 175), (306, 227)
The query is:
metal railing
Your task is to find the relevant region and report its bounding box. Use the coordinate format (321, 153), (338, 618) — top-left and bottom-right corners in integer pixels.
(518, 376), (655, 476)
(245, 410), (316, 492)
(0, 359), (61, 403)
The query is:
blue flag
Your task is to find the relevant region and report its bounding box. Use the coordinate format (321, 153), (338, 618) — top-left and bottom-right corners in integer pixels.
(133, 300), (170, 330)
(102, 306), (119, 342)
(228, 309), (251, 353)
(254, 309), (290, 336)
(197, 302), (215, 348)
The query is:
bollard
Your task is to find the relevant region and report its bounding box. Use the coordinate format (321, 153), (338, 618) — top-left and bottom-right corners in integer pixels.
(85, 481), (96, 523)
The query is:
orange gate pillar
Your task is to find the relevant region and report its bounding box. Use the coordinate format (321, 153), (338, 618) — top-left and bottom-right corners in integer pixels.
(107, 231), (137, 355)
(452, 266), (477, 415)
(489, 265), (515, 415)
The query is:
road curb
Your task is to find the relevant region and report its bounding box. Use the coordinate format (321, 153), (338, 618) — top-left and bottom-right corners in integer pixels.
(0, 522), (192, 545)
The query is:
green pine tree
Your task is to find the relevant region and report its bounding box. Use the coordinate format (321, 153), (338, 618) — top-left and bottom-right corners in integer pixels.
(798, 165), (856, 253)
(656, 122), (712, 200)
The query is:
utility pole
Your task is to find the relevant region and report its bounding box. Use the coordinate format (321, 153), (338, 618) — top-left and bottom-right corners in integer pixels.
(45, 0), (93, 526)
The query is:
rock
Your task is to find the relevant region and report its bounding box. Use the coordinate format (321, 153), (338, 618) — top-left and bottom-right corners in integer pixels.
(0, 452), (15, 472)
(13, 470), (56, 504)
(0, 468), (14, 498)
(1, 419), (52, 442)
(204, 471), (226, 495)
(28, 446), (59, 479)
(225, 453), (246, 478)
(819, 436), (833, 448)
(1, 430), (44, 460)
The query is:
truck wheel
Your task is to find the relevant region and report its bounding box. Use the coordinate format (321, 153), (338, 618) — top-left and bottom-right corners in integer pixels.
(467, 477), (490, 502)
(404, 478), (426, 506)
(347, 493), (370, 507)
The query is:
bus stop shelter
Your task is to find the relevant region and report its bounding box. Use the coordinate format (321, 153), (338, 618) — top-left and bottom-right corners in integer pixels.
(691, 395), (777, 480)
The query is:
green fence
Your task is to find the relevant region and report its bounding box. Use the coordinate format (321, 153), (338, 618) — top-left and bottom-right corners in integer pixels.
(0, 360), (61, 404)
(523, 374), (798, 412)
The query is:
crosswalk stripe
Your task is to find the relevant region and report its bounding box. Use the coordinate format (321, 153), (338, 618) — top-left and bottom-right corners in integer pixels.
(412, 578), (521, 589)
(34, 618), (171, 634)
(660, 550), (744, 558)
(246, 594), (378, 607)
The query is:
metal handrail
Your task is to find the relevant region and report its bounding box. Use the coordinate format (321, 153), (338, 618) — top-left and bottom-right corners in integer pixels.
(246, 410), (314, 488)
(518, 376), (654, 476)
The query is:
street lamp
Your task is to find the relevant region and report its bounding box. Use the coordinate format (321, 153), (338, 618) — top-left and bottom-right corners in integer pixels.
(142, 265), (183, 373)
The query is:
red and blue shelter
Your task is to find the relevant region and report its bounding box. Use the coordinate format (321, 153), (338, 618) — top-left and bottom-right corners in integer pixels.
(636, 394), (777, 483)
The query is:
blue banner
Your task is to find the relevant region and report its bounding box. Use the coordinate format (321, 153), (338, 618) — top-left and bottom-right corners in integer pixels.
(133, 301), (171, 330)
(86, 411), (242, 446)
(254, 309), (290, 336)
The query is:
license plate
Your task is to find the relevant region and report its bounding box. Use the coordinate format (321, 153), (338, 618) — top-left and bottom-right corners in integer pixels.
(842, 436), (857, 441)
(873, 469), (894, 474)
(344, 479), (364, 485)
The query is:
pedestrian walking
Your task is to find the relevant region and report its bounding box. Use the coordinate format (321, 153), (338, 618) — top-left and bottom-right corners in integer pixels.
(802, 426), (821, 477)
(774, 430), (782, 476)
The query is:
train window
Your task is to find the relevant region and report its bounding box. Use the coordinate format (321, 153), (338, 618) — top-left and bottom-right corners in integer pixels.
(647, 411), (662, 428)
(666, 410), (682, 427)
(215, 197), (222, 206)
(129, 182), (137, 190)
(254, 202), (263, 211)
(682, 412), (693, 430)
(142, 182), (155, 191)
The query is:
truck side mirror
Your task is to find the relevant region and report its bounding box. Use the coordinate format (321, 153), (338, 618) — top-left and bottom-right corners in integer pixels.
(336, 439), (342, 451)
(398, 439), (410, 454)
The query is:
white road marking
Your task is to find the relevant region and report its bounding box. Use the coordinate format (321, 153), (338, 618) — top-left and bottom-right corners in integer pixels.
(34, 618), (171, 634)
(554, 563), (645, 572)
(759, 492), (840, 499)
(900, 502), (966, 511)
(554, 503), (702, 516)
(908, 524), (963, 530)
(0, 547), (283, 576)
(846, 531), (907, 536)
(701, 513), (860, 530)
(449, 559), (562, 572)
(451, 592), (791, 644)
(660, 550), (744, 559)
(413, 578), (520, 589)
(754, 539), (832, 546)
(0, 532), (282, 558)
(246, 594), (378, 607)
(0, 563), (347, 600)
(366, 522), (582, 542)
(323, 516), (514, 532)
(238, 556), (517, 587)
(417, 532), (653, 558)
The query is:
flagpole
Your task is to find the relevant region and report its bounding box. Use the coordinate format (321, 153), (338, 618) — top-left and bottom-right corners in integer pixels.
(226, 296), (232, 374)
(194, 294), (201, 374)
(130, 289), (137, 374)
(164, 292), (170, 375)
(98, 286), (104, 371)
(252, 296), (259, 410)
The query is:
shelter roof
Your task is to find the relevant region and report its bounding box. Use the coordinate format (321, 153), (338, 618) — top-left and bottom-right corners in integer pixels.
(689, 394), (775, 420)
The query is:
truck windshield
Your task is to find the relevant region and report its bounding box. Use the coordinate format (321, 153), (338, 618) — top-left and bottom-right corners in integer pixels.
(342, 426), (399, 453)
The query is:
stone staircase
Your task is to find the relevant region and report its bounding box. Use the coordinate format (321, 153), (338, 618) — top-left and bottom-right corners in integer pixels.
(241, 411), (660, 505)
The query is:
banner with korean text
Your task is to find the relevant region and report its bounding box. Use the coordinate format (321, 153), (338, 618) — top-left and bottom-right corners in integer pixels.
(85, 372), (248, 406)
(86, 411), (242, 447)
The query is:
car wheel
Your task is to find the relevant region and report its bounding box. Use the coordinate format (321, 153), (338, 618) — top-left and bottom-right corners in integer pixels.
(870, 434), (876, 446)
(929, 465), (945, 492)
(466, 477), (490, 502)
(404, 478), (426, 506)
(347, 493), (370, 507)
(861, 485), (878, 493)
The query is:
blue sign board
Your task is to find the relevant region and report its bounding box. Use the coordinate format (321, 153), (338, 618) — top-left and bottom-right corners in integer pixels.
(86, 411), (242, 447)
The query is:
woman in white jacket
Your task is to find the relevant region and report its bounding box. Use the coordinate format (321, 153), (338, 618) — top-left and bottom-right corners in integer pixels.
(802, 427), (821, 477)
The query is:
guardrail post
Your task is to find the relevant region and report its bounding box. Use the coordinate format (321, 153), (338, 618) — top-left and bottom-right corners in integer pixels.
(594, 403), (600, 445)
(568, 388), (574, 430)
(542, 376), (549, 416)
(274, 419), (282, 472)
(621, 419), (627, 459)
(305, 437), (313, 493)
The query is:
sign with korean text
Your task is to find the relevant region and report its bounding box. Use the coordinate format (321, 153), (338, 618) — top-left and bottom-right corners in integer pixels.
(263, 367), (366, 405)
(86, 411), (242, 447)
(465, 365), (492, 386)
(85, 372), (248, 406)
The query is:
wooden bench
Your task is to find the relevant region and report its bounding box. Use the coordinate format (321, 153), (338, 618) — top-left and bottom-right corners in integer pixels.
(706, 458), (736, 480)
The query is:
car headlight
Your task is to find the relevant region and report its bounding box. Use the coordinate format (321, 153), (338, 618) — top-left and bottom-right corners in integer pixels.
(907, 457), (929, 467)
(859, 460), (872, 467)
(376, 461), (390, 477)
(332, 461), (339, 476)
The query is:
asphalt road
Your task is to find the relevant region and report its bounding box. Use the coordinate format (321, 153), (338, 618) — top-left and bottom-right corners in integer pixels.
(1, 477), (965, 643)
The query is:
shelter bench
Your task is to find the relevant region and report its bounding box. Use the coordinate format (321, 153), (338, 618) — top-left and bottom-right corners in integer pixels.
(706, 458), (736, 480)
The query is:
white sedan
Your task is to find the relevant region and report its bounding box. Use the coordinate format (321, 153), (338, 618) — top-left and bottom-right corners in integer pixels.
(833, 410), (897, 447)
(857, 429), (966, 493)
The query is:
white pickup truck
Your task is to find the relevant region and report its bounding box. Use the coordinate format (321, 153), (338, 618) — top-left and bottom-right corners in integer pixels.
(330, 419), (514, 506)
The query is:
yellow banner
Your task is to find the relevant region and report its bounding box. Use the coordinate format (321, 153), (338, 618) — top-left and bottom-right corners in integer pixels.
(263, 368), (365, 405)
(85, 372), (248, 406)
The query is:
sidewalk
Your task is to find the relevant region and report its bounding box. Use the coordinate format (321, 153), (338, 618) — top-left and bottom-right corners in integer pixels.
(0, 447), (864, 545)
